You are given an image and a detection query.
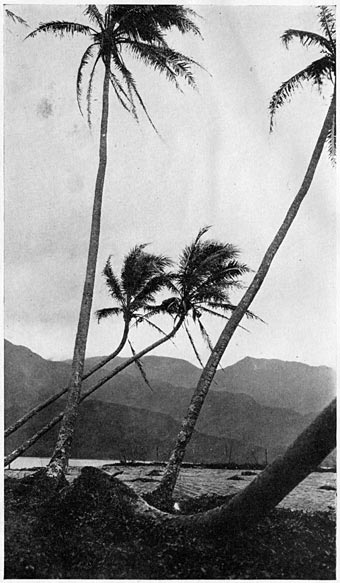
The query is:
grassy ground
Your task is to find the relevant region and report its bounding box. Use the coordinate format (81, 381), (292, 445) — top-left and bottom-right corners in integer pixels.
(5, 468), (335, 579)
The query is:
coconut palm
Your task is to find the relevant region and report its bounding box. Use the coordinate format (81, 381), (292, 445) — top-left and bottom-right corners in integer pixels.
(147, 226), (254, 365)
(152, 6), (336, 504)
(26, 5), (202, 479)
(269, 5), (336, 160)
(4, 245), (172, 439)
(96, 245), (173, 346)
(5, 228), (251, 467)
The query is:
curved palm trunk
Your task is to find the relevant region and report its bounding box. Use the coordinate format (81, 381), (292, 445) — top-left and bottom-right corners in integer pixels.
(5, 321), (130, 439)
(5, 317), (184, 467)
(154, 92), (336, 502)
(54, 398), (336, 536)
(46, 63), (111, 479)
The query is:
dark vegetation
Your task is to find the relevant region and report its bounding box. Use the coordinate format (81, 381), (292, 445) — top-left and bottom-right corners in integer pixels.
(5, 468), (335, 579)
(5, 340), (336, 467)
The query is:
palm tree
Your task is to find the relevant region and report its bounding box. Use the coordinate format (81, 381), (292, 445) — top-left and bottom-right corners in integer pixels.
(96, 245), (173, 350)
(4, 245), (172, 438)
(14, 398), (335, 539)
(86, 398), (335, 535)
(269, 5), (336, 160)
(152, 5), (336, 504)
(148, 226), (254, 365)
(5, 228), (251, 466)
(26, 5), (202, 479)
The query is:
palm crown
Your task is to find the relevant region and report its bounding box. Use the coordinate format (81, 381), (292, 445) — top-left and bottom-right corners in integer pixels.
(269, 6), (336, 161)
(146, 227), (253, 363)
(96, 244), (173, 329)
(27, 5), (201, 129)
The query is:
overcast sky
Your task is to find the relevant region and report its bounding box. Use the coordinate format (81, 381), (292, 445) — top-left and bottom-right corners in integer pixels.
(4, 3), (336, 369)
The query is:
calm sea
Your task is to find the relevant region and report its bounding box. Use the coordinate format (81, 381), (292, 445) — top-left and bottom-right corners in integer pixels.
(9, 456), (119, 469)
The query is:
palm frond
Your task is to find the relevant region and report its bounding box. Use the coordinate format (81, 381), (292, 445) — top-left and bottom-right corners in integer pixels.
(84, 5), (104, 31)
(178, 226), (211, 281)
(196, 318), (214, 352)
(102, 256), (124, 303)
(184, 322), (204, 368)
(125, 41), (201, 91)
(128, 340), (153, 391)
(110, 71), (134, 114)
(199, 305), (251, 333)
(26, 21), (95, 40)
(133, 316), (176, 345)
(85, 50), (102, 128)
(95, 306), (122, 323)
(5, 9), (28, 27)
(208, 301), (265, 323)
(317, 6), (336, 48)
(131, 273), (175, 308)
(120, 56), (161, 135)
(281, 28), (333, 55)
(269, 56), (333, 131)
(76, 43), (98, 117)
(112, 5), (202, 43)
(326, 109), (336, 165)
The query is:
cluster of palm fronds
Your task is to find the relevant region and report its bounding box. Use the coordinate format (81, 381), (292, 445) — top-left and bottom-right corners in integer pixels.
(269, 6), (336, 163)
(96, 226), (258, 376)
(26, 5), (203, 131)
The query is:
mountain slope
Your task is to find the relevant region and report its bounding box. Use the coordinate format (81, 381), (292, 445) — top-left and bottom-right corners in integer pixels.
(85, 352), (335, 414)
(4, 340), (334, 460)
(214, 356), (336, 414)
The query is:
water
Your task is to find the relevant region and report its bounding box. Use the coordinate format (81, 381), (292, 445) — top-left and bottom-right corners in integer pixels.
(6, 457), (336, 514)
(8, 456), (119, 469)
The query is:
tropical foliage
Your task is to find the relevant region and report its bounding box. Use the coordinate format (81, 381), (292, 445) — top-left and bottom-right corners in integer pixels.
(96, 245), (173, 331)
(269, 6), (336, 162)
(147, 226), (254, 366)
(27, 5), (202, 129)
(26, 5), (202, 478)
(152, 6), (336, 503)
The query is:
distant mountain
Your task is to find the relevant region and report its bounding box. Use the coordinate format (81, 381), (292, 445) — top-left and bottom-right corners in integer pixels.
(5, 397), (253, 465)
(85, 352), (335, 415)
(214, 356), (336, 415)
(4, 340), (335, 464)
(4, 340), (71, 414)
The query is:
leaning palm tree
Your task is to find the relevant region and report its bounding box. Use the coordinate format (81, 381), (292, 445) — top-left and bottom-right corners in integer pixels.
(152, 5), (336, 504)
(4, 245), (172, 438)
(5, 228), (252, 466)
(26, 5), (202, 479)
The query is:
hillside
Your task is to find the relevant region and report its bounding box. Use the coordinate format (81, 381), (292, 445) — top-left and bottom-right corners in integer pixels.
(5, 397), (252, 464)
(84, 351), (335, 414)
(4, 340), (335, 463)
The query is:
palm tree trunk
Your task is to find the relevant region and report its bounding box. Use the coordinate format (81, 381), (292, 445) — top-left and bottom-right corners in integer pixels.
(59, 398), (336, 536)
(5, 321), (131, 439)
(154, 91), (336, 502)
(46, 62), (111, 479)
(5, 317), (184, 467)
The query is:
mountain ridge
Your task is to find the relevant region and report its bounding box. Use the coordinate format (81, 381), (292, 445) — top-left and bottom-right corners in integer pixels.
(4, 340), (336, 464)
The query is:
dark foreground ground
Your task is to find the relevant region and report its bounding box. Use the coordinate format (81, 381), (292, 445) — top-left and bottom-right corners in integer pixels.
(5, 468), (335, 580)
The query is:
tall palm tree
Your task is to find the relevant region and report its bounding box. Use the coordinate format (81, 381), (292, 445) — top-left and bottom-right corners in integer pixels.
(26, 5), (202, 479)
(4, 245), (172, 438)
(5, 228), (251, 466)
(152, 6), (336, 504)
